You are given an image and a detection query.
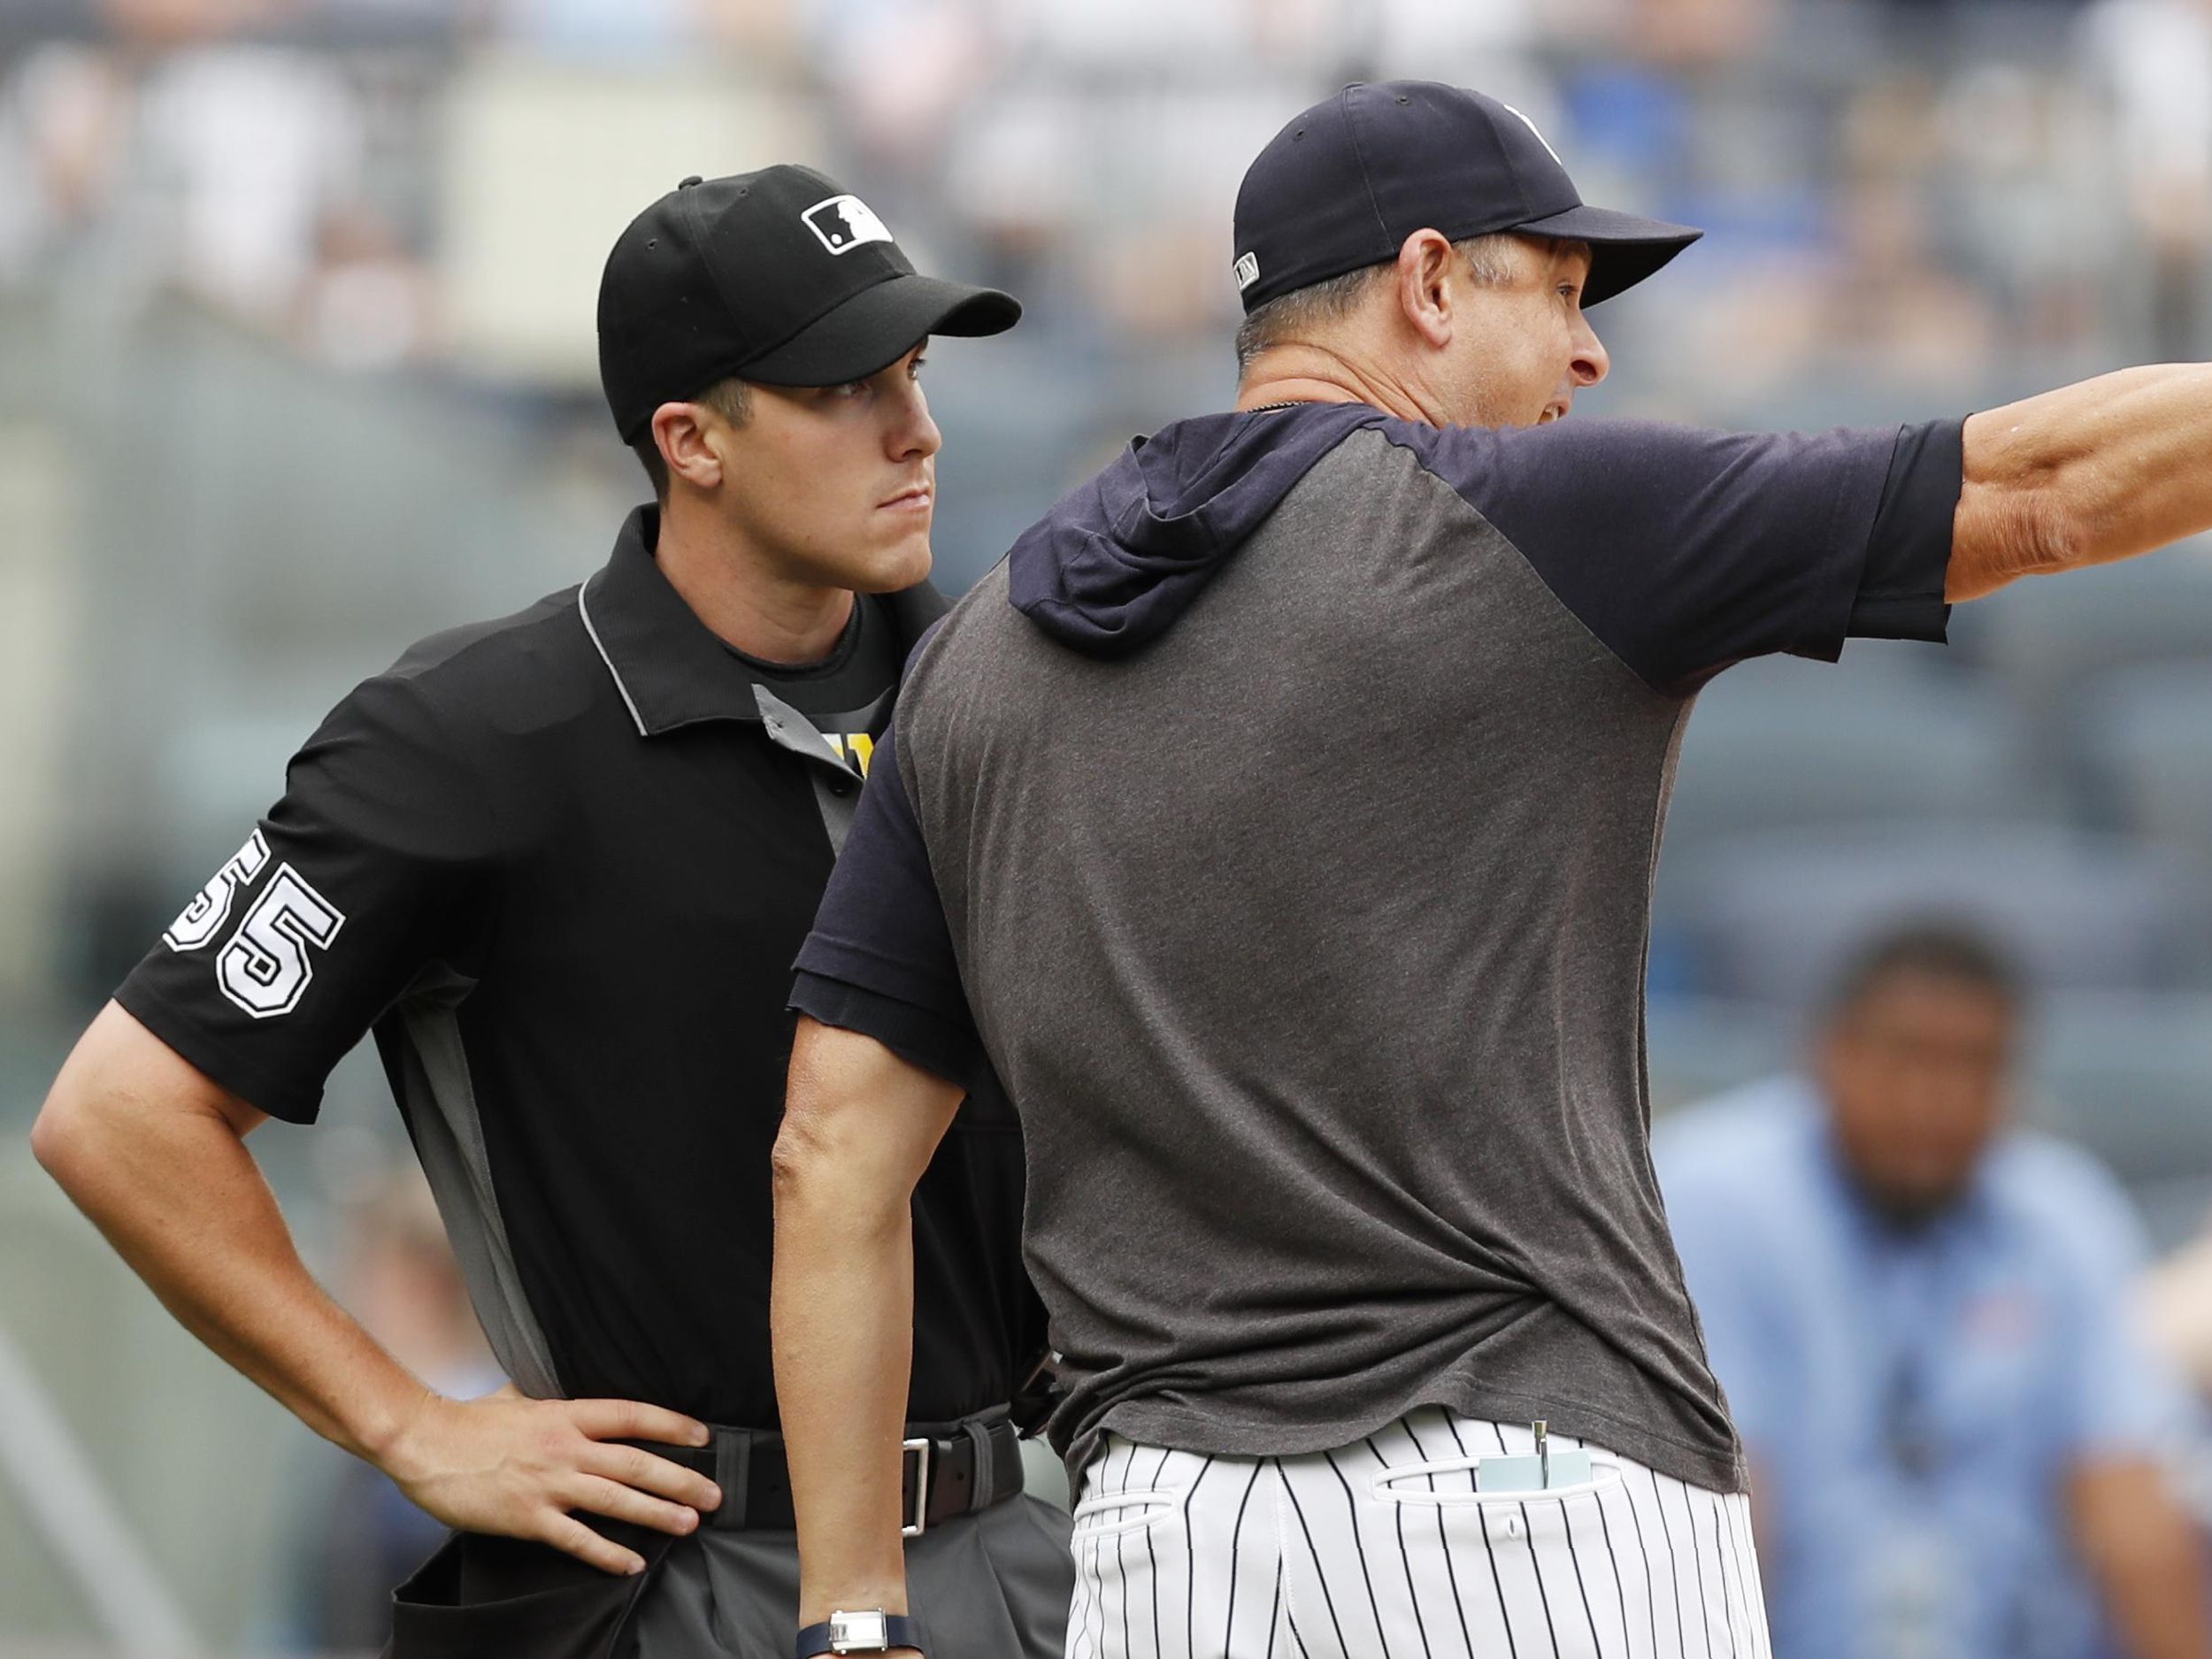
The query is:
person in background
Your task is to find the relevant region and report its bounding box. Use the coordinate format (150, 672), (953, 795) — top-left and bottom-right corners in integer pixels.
(1655, 921), (2208, 1659)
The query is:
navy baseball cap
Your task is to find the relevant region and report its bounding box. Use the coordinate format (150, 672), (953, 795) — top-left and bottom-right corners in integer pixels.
(598, 164), (1020, 442)
(1233, 81), (1702, 313)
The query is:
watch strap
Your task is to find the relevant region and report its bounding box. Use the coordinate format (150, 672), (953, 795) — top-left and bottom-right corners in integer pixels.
(795, 1613), (926, 1657)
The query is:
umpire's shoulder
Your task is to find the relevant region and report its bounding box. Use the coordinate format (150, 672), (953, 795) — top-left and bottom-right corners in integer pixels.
(367, 583), (598, 742)
(288, 585), (595, 809)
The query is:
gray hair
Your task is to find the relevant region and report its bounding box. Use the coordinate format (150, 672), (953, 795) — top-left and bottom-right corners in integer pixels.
(1233, 233), (1524, 373)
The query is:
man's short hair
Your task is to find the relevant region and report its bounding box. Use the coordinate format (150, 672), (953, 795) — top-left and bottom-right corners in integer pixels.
(632, 377), (756, 502)
(1233, 233), (1522, 373)
(1823, 920), (2024, 1020)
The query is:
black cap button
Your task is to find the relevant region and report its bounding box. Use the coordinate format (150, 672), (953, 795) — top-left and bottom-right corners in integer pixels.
(678, 174), (703, 188)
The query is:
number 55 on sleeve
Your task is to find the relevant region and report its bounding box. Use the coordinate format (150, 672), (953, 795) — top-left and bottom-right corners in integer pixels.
(115, 672), (502, 1125)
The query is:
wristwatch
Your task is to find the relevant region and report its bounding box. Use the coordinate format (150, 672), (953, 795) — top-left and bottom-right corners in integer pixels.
(795, 1610), (926, 1657)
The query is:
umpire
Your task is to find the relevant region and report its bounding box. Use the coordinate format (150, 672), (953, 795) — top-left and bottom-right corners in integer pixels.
(769, 83), (2212, 1659)
(32, 165), (1071, 1659)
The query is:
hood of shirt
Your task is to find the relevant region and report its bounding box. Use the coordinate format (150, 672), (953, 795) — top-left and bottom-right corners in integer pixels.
(1006, 402), (1389, 657)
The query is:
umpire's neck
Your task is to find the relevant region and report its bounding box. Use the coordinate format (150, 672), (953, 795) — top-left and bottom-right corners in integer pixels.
(656, 495), (858, 667)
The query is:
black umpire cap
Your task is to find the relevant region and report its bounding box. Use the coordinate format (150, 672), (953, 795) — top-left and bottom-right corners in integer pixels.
(1233, 81), (1702, 312)
(598, 164), (1021, 442)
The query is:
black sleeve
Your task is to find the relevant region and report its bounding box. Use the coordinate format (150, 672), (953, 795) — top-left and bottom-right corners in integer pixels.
(1849, 418), (1962, 641)
(789, 972), (997, 1099)
(789, 720), (989, 1092)
(1409, 416), (1960, 694)
(113, 672), (497, 1123)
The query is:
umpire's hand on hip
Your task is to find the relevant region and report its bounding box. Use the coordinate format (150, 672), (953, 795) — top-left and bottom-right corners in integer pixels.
(384, 1381), (722, 1575)
(31, 1007), (720, 1579)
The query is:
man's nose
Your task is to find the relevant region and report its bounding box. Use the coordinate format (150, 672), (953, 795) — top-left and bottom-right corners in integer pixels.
(889, 380), (941, 462)
(1571, 317), (1610, 388)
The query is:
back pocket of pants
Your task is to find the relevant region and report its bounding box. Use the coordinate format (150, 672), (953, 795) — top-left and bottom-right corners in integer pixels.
(1371, 1455), (1624, 1512)
(1071, 1485), (1182, 1542)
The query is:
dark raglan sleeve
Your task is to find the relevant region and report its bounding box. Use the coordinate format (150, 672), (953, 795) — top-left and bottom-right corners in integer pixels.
(790, 720), (995, 1095)
(1408, 415), (1962, 695)
(113, 672), (495, 1124)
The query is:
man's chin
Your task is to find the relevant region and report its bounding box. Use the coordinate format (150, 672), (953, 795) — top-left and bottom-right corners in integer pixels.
(1857, 1176), (1970, 1232)
(842, 534), (933, 595)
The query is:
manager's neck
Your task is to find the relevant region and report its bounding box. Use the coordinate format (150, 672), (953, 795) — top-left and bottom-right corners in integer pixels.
(1236, 344), (1442, 428)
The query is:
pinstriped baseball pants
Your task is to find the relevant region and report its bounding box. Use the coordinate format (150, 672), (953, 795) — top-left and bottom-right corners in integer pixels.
(1064, 1408), (1772, 1659)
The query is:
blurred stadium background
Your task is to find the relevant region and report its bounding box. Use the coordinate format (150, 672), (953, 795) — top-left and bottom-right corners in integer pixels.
(3, 0), (2212, 1652)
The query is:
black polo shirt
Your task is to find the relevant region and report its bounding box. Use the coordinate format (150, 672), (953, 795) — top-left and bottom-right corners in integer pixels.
(114, 505), (1041, 1427)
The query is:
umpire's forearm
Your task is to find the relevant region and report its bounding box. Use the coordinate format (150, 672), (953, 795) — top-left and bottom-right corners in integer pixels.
(32, 1002), (431, 1464)
(1954, 364), (2212, 601)
(771, 1145), (918, 1624)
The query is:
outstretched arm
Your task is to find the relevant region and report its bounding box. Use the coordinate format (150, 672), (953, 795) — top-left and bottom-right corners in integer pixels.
(1953, 365), (2212, 601)
(32, 1002), (721, 1574)
(772, 1015), (965, 1653)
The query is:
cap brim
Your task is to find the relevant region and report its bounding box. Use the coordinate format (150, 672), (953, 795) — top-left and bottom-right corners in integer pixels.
(741, 273), (1021, 387)
(1516, 204), (1703, 306)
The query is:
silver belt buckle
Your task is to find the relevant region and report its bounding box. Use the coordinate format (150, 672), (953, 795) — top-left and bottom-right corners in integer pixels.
(900, 1437), (932, 1537)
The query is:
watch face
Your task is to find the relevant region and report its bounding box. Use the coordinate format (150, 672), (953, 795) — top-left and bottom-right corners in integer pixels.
(830, 1610), (890, 1652)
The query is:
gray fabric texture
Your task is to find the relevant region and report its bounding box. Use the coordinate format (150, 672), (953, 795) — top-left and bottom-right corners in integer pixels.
(388, 963), (565, 1400)
(620, 1495), (1073, 1658)
(756, 684), (863, 855)
(895, 428), (1743, 1494)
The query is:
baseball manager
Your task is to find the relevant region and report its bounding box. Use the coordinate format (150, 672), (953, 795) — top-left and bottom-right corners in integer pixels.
(766, 81), (2212, 1659)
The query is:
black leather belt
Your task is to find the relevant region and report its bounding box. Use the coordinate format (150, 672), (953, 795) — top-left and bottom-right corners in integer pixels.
(634, 1409), (1025, 1535)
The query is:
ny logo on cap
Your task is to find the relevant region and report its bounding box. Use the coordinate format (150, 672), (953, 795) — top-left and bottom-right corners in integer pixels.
(803, 194), (895, 256)
(1499, 103), (1564, 168)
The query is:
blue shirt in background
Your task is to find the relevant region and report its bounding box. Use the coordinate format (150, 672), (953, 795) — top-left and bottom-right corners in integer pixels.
(1655, 1076), (2185, 1659)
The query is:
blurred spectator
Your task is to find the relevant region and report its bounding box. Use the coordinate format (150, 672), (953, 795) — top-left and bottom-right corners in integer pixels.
(2079, 0), (2212, 357)
(1655, 922), (2207, 1659)
(1557, 0), (1777, 66)
(138, 44), (367, 322)
(494, 0), (703, 58)
(0, 41), (132, 282)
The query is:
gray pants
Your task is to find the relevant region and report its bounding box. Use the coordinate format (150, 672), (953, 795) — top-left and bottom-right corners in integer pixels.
(624, 1494), (1075, 1658)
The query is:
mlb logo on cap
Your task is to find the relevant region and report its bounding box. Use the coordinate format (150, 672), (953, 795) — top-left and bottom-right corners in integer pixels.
(804, 195), (895, 256)
(596, 164), (1018, 440)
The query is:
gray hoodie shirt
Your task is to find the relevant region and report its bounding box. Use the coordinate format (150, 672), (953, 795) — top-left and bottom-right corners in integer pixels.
(795, 402), (1959, 1492)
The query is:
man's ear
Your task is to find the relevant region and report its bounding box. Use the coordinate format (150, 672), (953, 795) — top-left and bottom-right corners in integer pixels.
(650, 401), (726, 494)
(1394, 228), (1458, 350)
